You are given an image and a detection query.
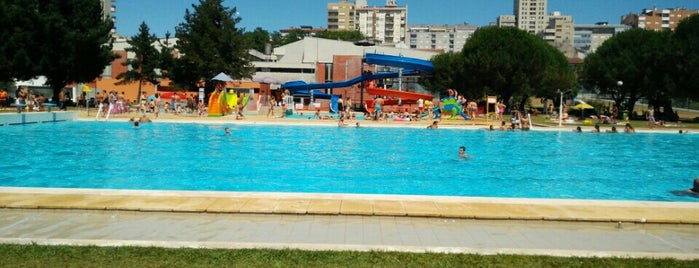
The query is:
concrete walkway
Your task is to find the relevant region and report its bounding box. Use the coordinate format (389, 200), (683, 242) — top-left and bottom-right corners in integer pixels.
(1, 187), (698, 259)
(1, 208), (698, 259)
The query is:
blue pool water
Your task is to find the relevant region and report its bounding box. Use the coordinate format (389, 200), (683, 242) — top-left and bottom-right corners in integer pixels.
(1, 121), (697, 202)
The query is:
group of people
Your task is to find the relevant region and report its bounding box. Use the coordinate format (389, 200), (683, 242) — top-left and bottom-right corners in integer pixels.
(572, 123), (636, 133)
(3, 86), (69, 113)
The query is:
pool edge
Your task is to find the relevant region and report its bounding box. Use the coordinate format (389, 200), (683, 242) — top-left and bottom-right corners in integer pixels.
(1, 187), (698, 224)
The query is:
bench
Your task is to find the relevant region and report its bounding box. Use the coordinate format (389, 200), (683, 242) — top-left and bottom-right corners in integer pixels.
(10, 103), (26, 113)
(43, 103), (57, 112)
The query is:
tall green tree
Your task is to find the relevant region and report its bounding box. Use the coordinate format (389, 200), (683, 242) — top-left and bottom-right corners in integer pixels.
(244, 27), (271, 53)
(0, 0), (115, 98)
(271, 29), (307, 47)
(421, 52), (463, 96)
(460, 26), (574, 108)
(0, 0), (41, 81)
(582, 28), (676, 120)
(173, 0), (253, 90)
(116, 22), (161, 99)
(38, 0), (116, 98)
(315, 30), (365, 42)
(158, 32), (176, 79)
(674, 14), (699, 100)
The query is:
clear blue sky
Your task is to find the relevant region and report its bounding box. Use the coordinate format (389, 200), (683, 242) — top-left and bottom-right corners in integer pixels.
(116, 0), (699, 37)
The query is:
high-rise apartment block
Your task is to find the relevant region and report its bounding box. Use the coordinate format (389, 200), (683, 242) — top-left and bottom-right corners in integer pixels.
(408, 24), (477, 53)
(101, 0), (117, 35)
(543, 11), (574, 57)
(574, 23), (630, 56)
(327, 0), (407, 44)
(621, 7), (698, 31)
(327, 0), (356, 31)
(514, 0), (548, 35)
(497, 15), (517, 27)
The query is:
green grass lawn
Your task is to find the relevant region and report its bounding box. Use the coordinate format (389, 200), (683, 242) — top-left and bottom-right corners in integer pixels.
(1, 244), (697, 268)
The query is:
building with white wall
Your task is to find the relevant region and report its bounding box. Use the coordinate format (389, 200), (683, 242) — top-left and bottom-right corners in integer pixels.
(574, 23), (630, 57)
(621, 7), (698, 31)
(327, 0), (408, 45)
(515, 0), (548, 35)
(408, 24), (478, 53)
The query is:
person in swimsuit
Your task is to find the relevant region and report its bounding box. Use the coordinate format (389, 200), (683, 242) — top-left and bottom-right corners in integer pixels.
(458, 146), (468, 158)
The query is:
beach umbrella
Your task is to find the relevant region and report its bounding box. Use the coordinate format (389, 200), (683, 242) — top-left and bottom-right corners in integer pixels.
(211, 72), (234, 82)
(573, 103), (594, 119)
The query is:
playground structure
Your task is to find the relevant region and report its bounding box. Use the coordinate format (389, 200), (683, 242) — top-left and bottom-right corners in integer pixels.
(207, 86), (252, 117)
(281, 53), (435, 114)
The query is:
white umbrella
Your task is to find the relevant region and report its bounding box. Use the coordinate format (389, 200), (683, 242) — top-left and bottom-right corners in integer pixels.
(211, 72), (234, 82)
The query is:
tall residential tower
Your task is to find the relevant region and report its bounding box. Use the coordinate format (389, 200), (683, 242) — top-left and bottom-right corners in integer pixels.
(515, 0), (548, 35)
(327, 0), (408, 45)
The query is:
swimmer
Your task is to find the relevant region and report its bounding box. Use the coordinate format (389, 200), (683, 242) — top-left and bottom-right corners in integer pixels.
(458, 146), (468, 159)
(573, 126), (582, 132)
(355, 122), (360, 128)
(427, 121), (438, 129)
(133, 121), (139, 128)
(690, 178), (699, 195)
(224, 127), (231, 135)
(671, 178), (699, 197)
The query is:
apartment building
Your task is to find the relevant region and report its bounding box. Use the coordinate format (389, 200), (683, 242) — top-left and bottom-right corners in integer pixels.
(515, 0), (548, 35)
(621, 7), (698, 31)
(408, 24), (478, 53)
(101, 0), (117, 35)
(327, 0), (408, 44)
(574, 23), (630, 57)
(497, 15), (517, 27)
(543, 11), (574, 57)
(327, 0), (356, 30)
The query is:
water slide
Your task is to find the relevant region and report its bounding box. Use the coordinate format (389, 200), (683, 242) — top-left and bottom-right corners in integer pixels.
(281, 53), (435, 112)
(208, 90), (225, 117)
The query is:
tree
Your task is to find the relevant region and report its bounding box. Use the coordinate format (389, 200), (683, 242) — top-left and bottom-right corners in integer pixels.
(421, 52), (463, 96)
(674, 14), (699, 100)
(460, 26), (574, 109)
(244, 27), (271, 53)
(315, 30), (365, 42)
(0, 0), (41, 81)
(116, 22), (161, 100)
(0, 0), (115, 98)
(270, 29), (307, 47)
(582, 28), (676, 120)
(173, 0), (253, 90)
(158, 32), (176, 79)
(37, 0), (116, 98)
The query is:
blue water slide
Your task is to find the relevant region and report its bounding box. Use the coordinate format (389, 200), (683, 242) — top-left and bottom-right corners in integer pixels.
(364, 53), (434, 73)
(281, 53), (434, 113)
(282, 53), (434, 92)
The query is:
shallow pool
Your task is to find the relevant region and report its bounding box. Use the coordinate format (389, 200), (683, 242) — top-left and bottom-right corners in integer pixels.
(1, 121), (697, 201)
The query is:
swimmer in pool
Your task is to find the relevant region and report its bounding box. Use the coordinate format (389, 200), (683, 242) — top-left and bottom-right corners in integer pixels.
(670, 178), (699, 197)
(689, 178), (699, 195)
(225, 127), (231, 135)
(458, 146), (468, 159)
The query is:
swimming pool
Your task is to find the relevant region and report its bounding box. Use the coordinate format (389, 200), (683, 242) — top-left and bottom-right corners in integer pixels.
(1, 121), (696, 202)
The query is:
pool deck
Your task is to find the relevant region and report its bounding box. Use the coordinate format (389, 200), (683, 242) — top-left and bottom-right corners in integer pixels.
(1, 187), (698, 224)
